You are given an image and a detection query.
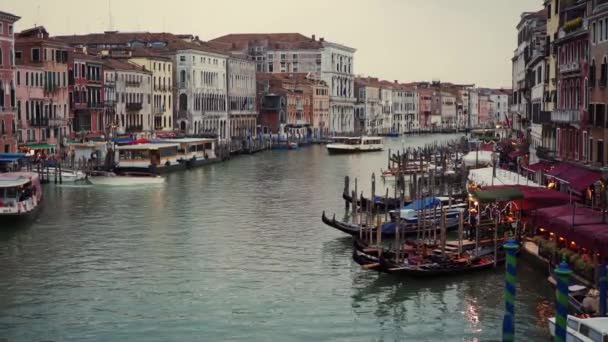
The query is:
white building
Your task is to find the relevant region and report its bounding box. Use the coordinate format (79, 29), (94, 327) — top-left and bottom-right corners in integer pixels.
(354, 77), (381, 134)
(103, 58), (153, 135)
(175, 47), (229, 140)
(393, 84), (418, 133)
(226, 56), (257, 139)
(441, 92), (457, 129)
(489, 91), (510, 124)
(529, 56), (545, 164)
(469, 90), (479, 128)
(210, 33), (356, 133)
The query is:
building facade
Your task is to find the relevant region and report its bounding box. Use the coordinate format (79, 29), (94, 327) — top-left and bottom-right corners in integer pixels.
(103, 58), (152, 136)
(227, 56), (257, 139)
(392, 84), (418, 133)
(553, 1), (588, 162)
(14, 26), (70, 151)
(129, 50), (174, 132)
(0, 11), (20, 152)
(69, 52), (105, 136)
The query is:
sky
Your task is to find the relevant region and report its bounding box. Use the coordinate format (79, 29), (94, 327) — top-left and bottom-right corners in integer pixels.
(5, 0), (541, 88)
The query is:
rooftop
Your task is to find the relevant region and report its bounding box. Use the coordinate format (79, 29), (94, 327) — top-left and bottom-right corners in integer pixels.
(210, 33), (325, 51)
(102, 58), (151, 73)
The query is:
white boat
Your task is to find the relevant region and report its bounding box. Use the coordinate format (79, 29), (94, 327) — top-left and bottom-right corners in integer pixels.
(548, 315), (608, 341)
(87, 172), (165, 186)
(326, 136), (384, 154)
(0, 172), (42, 216)
(160, 138), (219, 168)
(47, 168), (86, 182)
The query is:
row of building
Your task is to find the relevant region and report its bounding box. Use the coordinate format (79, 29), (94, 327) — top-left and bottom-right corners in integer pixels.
(0, 9), (511, 154)
(512, 0), (608, 167)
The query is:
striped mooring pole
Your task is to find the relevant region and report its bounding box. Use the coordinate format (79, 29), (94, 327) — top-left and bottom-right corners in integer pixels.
(554, 259), (572, 342)
(502, 238), (518, 342)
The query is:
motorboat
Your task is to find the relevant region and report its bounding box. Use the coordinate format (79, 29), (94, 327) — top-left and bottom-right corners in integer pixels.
(86, 171), (165, 186)
(327, 136), (383, 154)
(47, 168), (86, 182)
(548, 315), (608, 341)
(0, 172), (42, 216)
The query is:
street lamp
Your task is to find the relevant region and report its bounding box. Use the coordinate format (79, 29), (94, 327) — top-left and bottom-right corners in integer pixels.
(491, 149), (499, 186)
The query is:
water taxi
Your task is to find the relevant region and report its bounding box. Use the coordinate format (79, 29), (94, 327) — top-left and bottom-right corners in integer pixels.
(0, 172), (42, 216)
(548, 315), (608, 341)
(160, 138), (218, 168)
(116, 143), (181, 173)
(326, 136), (384, 154)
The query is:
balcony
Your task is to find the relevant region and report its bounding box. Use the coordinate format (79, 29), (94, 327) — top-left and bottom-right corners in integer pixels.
(551, 109), (581, 123)
(104, 100), (117, 107)
(177, 82), (187, 89)
(532, 111), (552, 125)
(560, 61), (580, 74)
(125, 81), (141, 87)
(49, 118), (65, 127)
(29, 118), (49, 127)
(87, 102), (104, 109)
(126, 102), (143, 111)
(178, 110), (188, 118)
(153, 106), (166, 116)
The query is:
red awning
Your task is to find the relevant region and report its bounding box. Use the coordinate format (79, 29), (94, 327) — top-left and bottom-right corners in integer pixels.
(534, 204), (608, 254)
(127, 138), (151, 145)
(480, 142), (495, 152)
(545, 163), (601, 195)
(482, 185), (571, 211)
(525, 161), (553, 172)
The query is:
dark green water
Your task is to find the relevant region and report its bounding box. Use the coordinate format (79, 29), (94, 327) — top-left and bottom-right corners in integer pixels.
(0, 134), (554, 341)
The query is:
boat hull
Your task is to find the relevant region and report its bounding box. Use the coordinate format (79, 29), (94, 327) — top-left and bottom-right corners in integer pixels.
(327, 146), (383, 154)
(87, 176), (165, 186)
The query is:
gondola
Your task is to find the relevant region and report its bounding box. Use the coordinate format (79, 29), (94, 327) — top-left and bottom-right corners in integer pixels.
(341, 191), (404, 211)
(352, 239), (384, 271)
(321, 211), (375, 236)
(376, 254), (499, 277)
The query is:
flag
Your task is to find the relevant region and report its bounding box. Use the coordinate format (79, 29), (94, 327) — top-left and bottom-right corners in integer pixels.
(505, 114), (511, 128)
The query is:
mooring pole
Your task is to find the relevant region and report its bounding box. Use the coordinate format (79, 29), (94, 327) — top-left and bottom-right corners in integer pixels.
(502, 238), (519, 342)
(554, 259), (572, 342)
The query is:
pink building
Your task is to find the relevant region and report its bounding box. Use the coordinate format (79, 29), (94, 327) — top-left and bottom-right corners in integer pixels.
(0, 11), (20, 153)
(14, 26), (70, 152)
(418, 87), (432, 129)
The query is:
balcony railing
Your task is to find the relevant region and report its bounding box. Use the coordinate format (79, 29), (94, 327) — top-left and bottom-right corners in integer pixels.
(153, 106), (166, 115)
(178, 110), (188, 118)
(29, 118), (49, 127)
(126, 102), (143, 111)
(177, 82), (187, 89)
(532, 111), (552, 124)
(560, 61), (581, 74)
(49, 118), (65, 127)
(87, 102), (104, 109)
(125, 81), (141, 87)
(551, 109), (581, 123)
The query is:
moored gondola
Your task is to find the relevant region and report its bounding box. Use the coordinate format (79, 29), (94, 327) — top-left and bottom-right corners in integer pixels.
(321, 211), (375, 236)
(341, 191), (404, 211)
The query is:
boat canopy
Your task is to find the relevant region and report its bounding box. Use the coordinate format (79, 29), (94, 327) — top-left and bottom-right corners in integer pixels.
(0, 173), (35, 188)
(470, 187), (524, 203)
(117, 143), (179, 151)
(480, 185), (571, 211)
(403, 197), (441, 210)
(0, 153), (28, 163)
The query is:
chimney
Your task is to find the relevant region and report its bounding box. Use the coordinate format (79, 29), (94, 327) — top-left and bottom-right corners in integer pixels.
(394, 80), (398, 84)
(319, 37), (324, 42)
(312, 34), (316, 41)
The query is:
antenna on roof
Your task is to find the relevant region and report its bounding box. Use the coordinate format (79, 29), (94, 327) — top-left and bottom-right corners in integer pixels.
(108, 0), (114, 31)
(34, 1), (40, 27)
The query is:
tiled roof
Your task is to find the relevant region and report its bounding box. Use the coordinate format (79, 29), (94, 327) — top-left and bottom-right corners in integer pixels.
(53, 32), (228, 56)
(210, 33), (323, 50)
(102, 58), (151, 73)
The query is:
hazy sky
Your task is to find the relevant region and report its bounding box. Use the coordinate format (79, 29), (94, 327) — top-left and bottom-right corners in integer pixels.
(5, 0), (540, 88)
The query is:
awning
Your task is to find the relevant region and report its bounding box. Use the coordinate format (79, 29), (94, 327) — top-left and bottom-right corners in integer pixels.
(546, 163), (601, 195)
(534, 204), (608, 254)
(482, 185), (571, 211)
(470, 187), (524, 203)
(22, 143), (56, 150)
(525, 161), (553, 172)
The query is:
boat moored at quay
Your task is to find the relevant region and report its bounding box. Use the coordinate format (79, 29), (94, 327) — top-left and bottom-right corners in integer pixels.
(161, 138), (220, 168)
(115, 143), (182, 173)
(0, 172), (42, 217)
(326, 136), (384, 154)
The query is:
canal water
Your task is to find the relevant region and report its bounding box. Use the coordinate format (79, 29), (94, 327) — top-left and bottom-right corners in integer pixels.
(0, 134), (554, 341)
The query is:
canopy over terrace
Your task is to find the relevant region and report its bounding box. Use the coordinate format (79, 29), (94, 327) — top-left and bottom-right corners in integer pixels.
(534, 204), (608, 255)
(545, 163), (601, 196)
(480, 185), (572, 211)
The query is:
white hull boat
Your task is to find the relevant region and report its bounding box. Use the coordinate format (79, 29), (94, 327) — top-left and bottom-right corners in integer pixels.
(548, 315), (608, 341)
(327, 136), (384, 154)
(48, 169), (86, 182)
(87, 172), (165, 186)
(0, 172), (42, 217)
